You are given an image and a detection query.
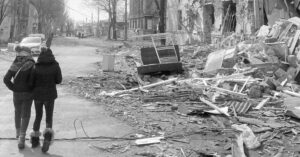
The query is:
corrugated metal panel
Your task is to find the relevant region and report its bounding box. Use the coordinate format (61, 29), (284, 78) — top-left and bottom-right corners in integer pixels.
(224, 101), (253, 115)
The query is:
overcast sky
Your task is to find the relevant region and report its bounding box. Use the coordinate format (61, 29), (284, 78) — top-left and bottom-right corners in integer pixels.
(66, 0), (108, 23)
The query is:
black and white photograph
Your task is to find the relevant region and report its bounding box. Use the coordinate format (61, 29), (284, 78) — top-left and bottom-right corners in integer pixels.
(1, 0), (300, 156)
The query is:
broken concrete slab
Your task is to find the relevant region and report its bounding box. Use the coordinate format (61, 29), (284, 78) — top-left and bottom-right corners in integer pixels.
(285, 97), (300, 119)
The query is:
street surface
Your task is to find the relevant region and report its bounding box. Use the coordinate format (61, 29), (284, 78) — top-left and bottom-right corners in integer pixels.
(0, 37), (133, 157)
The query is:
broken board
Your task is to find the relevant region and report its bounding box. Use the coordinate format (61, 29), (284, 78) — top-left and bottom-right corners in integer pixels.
(135, 137), (164, 146)
(289, 30), (300, 54)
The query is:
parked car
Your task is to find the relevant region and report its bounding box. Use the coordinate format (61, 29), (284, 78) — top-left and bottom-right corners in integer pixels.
(28, 34), (46, 41)
(19, 36), (46, 55)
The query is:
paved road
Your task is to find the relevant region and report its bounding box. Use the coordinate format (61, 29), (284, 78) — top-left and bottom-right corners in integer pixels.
(0, 38), (133, 157)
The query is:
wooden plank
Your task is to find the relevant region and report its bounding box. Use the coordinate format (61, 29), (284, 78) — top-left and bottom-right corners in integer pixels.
(221, 4), (231, 34)
(237, 117), (290, 128)
(289, 30), (300, 54)
(239, 76), (251, 93)
(135, 137), (164, 145)
(279, 23), (293, 41)
(254, 97), (271, 110)
(101, 78), (178, 96)
(283, 90), (300, 98)
(212, 86), (248, 97)
(200, 97), (230, 117)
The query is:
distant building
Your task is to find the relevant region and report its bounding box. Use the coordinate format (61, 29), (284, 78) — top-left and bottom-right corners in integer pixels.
(166, 0), (299, 45)
(129, 0), (165, 36)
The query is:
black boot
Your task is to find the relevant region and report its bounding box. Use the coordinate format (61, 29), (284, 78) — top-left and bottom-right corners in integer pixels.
(18, 135), (25, 150)
(30, 131), (41, 148)
(42, 128), (54, 153)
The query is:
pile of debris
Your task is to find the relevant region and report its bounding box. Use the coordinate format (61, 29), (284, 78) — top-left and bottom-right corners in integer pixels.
(69, 17), (300, 157)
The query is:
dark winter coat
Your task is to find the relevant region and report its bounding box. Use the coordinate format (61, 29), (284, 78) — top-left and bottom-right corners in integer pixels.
(3, 56), (35, 97)
(30, 49), (62, 101)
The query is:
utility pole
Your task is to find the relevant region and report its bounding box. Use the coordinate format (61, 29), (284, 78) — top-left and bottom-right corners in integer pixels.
(97, 6), (100, 37)
(124, 0), (128, 40)
(112, 0), (117, 40)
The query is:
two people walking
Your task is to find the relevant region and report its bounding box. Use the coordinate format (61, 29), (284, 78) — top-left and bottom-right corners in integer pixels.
(3, 46), (62, 153)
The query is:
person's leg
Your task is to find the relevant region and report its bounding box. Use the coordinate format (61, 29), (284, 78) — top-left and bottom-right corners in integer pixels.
(42, 100), (55, 153)
(18, 99), (33, 149)
(20, 99), (32, 136)
(13, 96), (22, 139)
(45, 100), (54, 129)
(31, 100), (43, 148)
(33, 100), (44, 132)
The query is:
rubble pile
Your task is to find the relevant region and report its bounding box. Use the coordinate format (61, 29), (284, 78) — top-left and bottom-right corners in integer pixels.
(69, 18), (300, 157)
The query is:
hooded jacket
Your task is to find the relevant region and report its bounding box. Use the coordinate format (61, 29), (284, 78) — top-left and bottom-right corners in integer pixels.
(3, 50), (35, 95)
(30, 48), (62, 101)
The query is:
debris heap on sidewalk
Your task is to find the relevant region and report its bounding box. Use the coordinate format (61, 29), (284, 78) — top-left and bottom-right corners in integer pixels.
(68, 17), (300, 157)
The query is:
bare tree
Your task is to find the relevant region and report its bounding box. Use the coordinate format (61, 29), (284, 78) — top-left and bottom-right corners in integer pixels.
(0, 0), (9, 26)
(124, 0), (127, 40)
(85, 0), (119, 40)
(154, 0), (167, 45)
(29, 0), (66, 37)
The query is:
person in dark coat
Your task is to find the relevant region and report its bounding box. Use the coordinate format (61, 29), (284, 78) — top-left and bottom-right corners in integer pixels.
(3, 46), (35, 149)
(30, 47), (62, 153)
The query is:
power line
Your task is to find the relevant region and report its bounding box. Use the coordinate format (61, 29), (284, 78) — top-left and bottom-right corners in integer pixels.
(56, 0), (90, 18)
(65, 4), (90, 17)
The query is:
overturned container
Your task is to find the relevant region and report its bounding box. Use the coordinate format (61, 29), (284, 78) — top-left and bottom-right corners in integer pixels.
(131, 33), (183, 75)
(102, 54), (115, 72)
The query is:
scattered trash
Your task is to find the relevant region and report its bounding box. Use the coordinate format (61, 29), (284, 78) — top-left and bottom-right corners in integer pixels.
(135, 137), (164, 146)
(232, 124), (261, 149)
(68, 17), (300, 157)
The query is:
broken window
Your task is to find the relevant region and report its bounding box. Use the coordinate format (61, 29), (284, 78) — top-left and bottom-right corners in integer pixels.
(178, 10), (182, 30)
(147, 18), (153, 30)
(221, 1), (236, 34)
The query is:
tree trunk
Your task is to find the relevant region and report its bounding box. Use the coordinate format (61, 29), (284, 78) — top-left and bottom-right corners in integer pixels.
(159, 0), (166, 45)
(124, 0), (128, 40)
(38, 0), (42, 33)
(107, 0), (112, 40)
(97, 7), (100, 38)
(46, 33), (53, 48)
(112, 0), (117, 40)
(9, 0), (16, 42)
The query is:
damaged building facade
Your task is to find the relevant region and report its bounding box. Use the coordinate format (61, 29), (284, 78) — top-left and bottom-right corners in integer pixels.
(166, 0), (300, 45)
(129, 0), (166, 36)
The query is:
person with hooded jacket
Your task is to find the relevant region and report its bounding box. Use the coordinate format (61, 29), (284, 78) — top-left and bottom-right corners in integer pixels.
(30, 47), (62, 153)
(3, 46), (35, 149)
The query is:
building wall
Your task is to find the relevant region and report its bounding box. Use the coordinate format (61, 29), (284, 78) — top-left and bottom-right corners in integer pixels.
(235, 0), (255, 34)
(202, 4), (214, 43)
(265, 0), (297, 26)
(212, 0), (224, 32)
(129, 0), (161, 37)
(166, 0), (297, 46)
(166, 0), (198, 45)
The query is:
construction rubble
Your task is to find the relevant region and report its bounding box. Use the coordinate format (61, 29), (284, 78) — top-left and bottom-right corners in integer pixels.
(68, 17), (300, 157)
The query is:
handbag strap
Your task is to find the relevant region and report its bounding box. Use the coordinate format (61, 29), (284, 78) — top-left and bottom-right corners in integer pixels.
(13, 63), (26, 81)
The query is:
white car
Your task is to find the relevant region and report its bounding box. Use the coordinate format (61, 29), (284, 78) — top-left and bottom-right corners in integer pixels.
(28, 34), (46, 41)
(19, 37), (46, 55)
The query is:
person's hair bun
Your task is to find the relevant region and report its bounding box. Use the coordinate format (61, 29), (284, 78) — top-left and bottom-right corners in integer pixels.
(15, 45), (22, 52)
